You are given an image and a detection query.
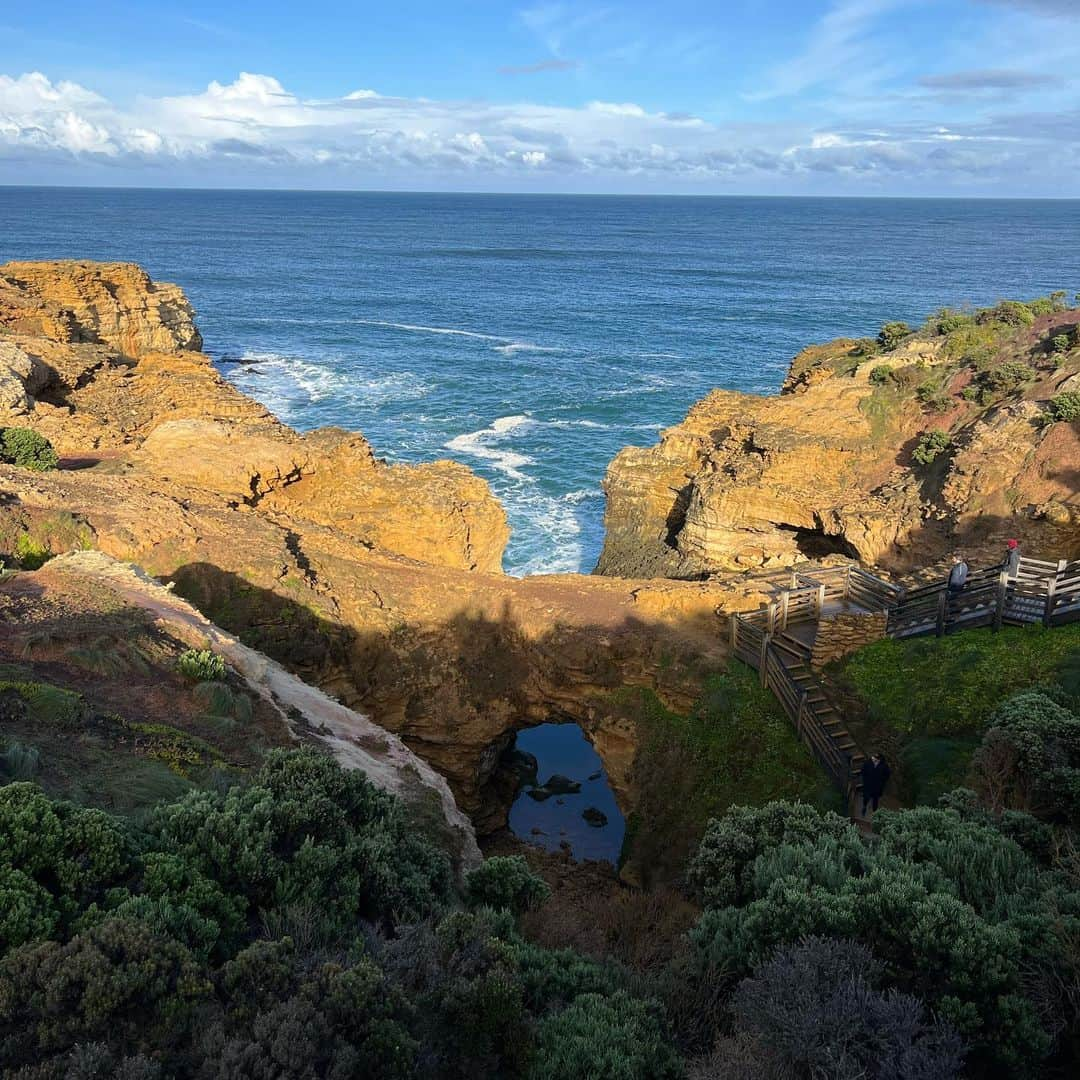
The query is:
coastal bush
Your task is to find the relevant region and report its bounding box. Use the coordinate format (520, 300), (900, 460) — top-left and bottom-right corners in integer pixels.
(970, 690), (1080, 822)
(0, 428), (58, 472)
(1052, 333), (1071, 353)
(731, 937), (965, 1080)
(877, 321), (912, 351)
(0, 739), (40, 782)
(853, 337), (880, 357)
(911, 429), (951, 465)
(868, 364), (893, 385)
(687, 800), (1073, 1073)
(176, 648), (226, 681)
(933, 309), (974, 336)
(466, 855), (551, 915)
(981, 300), (1036, 328)
(528, 991), (682, 1080)
(978, 360), (1035, 394)
(149, 748), (453, 935)
(1048, 391), (1080, 422)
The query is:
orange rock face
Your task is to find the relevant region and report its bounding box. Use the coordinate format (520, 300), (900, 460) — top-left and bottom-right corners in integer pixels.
(0, 260), (509, 573)
(0, 260), (750, 831)
(598, 329), (1080, 577)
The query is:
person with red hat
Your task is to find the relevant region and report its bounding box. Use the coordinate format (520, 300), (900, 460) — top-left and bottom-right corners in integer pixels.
(1004, 538), (1021, 579)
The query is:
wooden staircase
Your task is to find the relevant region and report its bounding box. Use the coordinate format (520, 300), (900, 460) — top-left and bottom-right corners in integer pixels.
(729, 556), (1080, 817)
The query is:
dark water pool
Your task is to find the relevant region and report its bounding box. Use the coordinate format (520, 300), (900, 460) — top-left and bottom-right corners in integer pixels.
(507, 723), (625, 864)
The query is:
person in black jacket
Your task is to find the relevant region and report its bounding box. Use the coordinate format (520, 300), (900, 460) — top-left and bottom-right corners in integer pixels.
(860, 753), (891, 816)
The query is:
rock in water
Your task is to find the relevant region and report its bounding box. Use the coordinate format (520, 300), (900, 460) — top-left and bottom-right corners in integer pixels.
(583, 806), (608, 828)
(544, 774), (581, 795)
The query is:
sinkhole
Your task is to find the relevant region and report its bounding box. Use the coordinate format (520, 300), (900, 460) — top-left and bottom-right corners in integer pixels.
(505, 723), (626, 865)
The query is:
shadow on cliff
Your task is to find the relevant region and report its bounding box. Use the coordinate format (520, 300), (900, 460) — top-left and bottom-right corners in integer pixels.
(165, 560), (728, 840)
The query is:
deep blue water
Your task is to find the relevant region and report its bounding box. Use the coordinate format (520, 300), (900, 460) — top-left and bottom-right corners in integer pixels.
(507, 724), (625, 864)
(2, 187), (1077, 574)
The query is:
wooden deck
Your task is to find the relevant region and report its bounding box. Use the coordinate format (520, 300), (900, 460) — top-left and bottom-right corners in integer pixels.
(729, 557), (1080, 821)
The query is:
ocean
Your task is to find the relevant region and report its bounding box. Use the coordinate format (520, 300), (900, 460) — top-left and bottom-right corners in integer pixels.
(2, 187), (1078, 576)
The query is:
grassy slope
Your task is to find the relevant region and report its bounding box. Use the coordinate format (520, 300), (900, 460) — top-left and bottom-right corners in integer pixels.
(621, 663), (841, 885)
(830, 622), (1080, 804)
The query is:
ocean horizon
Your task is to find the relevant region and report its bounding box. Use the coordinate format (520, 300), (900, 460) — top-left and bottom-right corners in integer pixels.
(3, 186), (1078, 575)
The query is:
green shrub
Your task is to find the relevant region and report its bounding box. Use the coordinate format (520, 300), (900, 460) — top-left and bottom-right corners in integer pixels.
(911, 430), (952, 466)
(0, 918), (205, 1070)
(0, 740), (40, 782)
(13, 532), (50, 570)
(979, 361), (1035, 394)
(466, 856), (550, 915)
(528, 991), (682, 1080)
(149, 748), (452, 934)
(877, 322), (912, 351)
(934, 309), (974, 336)
(1047, 391), (1080, 423)
(687, 802), (1065, 1073)
(176, 649), (226, 682)
(853, 337), (881, 357)
(868, 364), (893, 385)
(981, 301), (1035, 328)
(0, 428), (58, 472)
(1052, 333), (1070, 353)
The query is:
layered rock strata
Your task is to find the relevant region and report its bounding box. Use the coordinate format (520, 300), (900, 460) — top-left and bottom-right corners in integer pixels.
(0, 261), (763, 829)
(599, 329), (1080, 578)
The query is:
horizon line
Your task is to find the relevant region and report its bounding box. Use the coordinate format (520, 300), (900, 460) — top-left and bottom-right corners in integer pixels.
(2, 183), (1079, 202)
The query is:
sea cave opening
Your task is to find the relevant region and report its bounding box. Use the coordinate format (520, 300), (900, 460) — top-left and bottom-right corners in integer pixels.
(788, 525), (860, 560)
(502, 722), (626, 865)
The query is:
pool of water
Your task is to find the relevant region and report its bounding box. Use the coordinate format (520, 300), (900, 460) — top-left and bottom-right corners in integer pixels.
(506, 723), (625, 864)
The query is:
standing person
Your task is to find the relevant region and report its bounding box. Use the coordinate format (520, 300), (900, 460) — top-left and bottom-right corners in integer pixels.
(1004, 539), (1021, 579)
(947, 553), (968, 596)
(860, 753), (891, 817)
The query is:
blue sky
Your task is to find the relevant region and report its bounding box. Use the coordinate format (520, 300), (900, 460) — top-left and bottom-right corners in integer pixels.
(2, 0), (1078, 194)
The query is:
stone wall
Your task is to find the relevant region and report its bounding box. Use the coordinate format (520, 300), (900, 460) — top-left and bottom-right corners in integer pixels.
(810, 610), (888, 670)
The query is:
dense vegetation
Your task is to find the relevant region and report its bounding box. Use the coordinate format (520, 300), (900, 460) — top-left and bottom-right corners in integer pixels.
(0, 428), (57, 472)
(0, 748), (687, 1079)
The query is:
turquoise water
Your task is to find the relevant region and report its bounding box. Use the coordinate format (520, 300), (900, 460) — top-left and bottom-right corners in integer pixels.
(2, 188), (1078, 574)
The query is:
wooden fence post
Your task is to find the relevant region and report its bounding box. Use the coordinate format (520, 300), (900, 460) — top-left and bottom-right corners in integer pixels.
(796, 690), (808, 738)
(1045, 559), (1067, 627)
(817, 583), (827, 617)
(936, 589), (947, 636)
(844, 565), (852, 601)
(780, 591), (790, 631)
(790, 567), (799, 589)
(759, 635), (769, 687)
(993, 569), (1007, 631)
(729, 614), (738, 650)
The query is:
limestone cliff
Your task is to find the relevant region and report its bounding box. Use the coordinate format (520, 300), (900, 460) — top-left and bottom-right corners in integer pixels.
(0, 260), (761, 834)
(598, 308), (1080, 577)
(0, 260), (508, 572)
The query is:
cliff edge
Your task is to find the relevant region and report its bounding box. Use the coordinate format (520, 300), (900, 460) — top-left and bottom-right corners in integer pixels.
(598, 302), (1080, 578)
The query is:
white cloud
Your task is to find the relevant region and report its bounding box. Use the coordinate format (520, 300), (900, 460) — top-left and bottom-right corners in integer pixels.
(0, 69), (1077, 192)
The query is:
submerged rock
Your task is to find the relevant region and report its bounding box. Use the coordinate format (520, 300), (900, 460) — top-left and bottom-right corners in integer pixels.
(582, 806), (609, 828)
(525, 773), (581, 802)
(587, 770), (603, 781)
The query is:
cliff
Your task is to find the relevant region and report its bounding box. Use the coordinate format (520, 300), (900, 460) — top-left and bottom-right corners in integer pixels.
(0, 261), (762, 834)
(0, 260), (509, 573)
(598, 304), (1080, 578)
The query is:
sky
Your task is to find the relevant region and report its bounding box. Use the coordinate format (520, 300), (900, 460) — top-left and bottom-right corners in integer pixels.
(1, 0), (1079, 195)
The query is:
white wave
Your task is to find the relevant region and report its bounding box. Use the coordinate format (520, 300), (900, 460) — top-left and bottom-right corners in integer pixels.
(444, 414), (536, 481)
(355, 318), (561, 357)
(544, 418), (611, 430)
(226, 351), (432, 416)
(355, 319), (510, 343)
(493, 342), (565, 356)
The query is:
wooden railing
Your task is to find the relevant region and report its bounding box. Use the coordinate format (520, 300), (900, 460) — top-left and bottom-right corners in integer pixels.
(731, 613), (857, 794)
(728, 553), (1080, 801)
